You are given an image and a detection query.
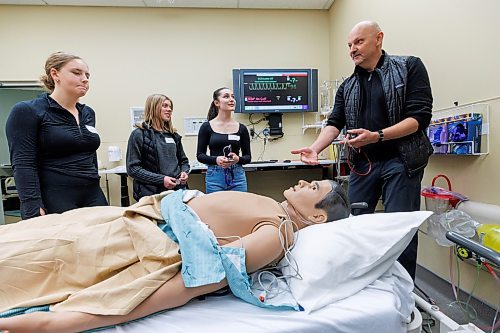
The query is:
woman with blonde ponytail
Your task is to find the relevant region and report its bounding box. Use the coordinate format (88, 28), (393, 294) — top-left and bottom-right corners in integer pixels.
(5, 51), (107, 220)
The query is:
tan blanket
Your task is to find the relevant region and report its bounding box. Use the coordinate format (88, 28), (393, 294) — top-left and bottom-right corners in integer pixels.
(0, 192), (181, 315)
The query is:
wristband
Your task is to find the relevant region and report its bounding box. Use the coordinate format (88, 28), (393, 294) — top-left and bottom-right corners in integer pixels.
(377, 130), (384, 142)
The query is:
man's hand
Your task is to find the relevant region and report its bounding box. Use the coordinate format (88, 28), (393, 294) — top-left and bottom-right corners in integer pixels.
(290, 147), (319, 165)
(346, 129), (379, 149)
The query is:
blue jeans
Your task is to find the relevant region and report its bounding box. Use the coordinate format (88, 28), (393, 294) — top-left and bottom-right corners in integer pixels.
(205, 164), (247, 194)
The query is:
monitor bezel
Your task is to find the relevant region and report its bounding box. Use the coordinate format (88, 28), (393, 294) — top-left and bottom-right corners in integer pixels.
(232, 68), (318, 114)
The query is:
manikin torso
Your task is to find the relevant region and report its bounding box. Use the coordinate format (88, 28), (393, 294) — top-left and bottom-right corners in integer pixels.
(186, 191), (290, 245)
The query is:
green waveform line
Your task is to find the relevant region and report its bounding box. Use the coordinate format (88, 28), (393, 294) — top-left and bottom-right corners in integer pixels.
(248, 82), (297, 91)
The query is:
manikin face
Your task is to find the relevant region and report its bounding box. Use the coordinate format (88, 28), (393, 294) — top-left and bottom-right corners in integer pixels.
(283, 180), (332, 223)
(347, 24), (383, 70)
(215, 88), (236, 112)
(160, 99), (173, 122)
(51, 59), (90, 98)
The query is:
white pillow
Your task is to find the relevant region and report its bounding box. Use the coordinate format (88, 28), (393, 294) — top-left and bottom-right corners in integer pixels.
(281, 211), (432, 313)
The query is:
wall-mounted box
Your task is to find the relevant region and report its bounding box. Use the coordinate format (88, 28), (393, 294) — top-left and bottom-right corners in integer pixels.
(446, 113), (482, 154)
(428, 122), (448, 154)
(428, 111), (484, 155)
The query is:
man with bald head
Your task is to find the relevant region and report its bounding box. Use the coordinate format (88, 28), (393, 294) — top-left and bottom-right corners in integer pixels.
(292, 21), (433, 280)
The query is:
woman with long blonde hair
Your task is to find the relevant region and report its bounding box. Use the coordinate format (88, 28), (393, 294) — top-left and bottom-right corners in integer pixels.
(126, 94), (190, 200)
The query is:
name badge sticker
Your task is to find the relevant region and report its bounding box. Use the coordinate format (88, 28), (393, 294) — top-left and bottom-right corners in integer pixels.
(85, 125), (99, 135)
(228, 135), (240, 141)
(165, 137), (175, 144)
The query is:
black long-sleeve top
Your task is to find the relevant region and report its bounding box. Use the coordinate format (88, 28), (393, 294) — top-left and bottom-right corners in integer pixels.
(5, 93), (101, 219)
(196, 122), (252, 165)
(126, 127), (190, 199)
(327, 53), (433, 160)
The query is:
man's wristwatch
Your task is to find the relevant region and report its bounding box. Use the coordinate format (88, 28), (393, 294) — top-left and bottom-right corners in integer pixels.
(377, 130), (384, 142)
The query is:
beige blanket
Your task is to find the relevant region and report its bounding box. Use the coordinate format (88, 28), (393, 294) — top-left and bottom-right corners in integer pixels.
(0, 192), (181, 315)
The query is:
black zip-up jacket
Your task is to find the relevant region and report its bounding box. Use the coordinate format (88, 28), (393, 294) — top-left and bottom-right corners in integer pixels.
(126, 123), (190, 201)
(6, 93), (101, 219)
(327, 51), (433, 175)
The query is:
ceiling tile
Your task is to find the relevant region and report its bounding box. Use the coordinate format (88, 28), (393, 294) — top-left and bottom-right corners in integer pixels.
(45, 0), (145, 6)
(143, 0), (237, 8)
(0, 0), (334, 9)
(0, 0), (46, 4)
(238, 0), (333, 9)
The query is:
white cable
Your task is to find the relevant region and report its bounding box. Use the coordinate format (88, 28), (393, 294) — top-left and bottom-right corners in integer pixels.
(252, 217), (305, 302)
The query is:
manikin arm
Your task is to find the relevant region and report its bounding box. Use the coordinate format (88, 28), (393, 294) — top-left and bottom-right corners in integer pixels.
(0, 225), (283, 333)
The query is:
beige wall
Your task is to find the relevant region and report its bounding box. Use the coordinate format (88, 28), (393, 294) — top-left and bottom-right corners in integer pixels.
(329, 0), (500, 307)
(1, 1), (498, 307)
(0, 5), (331, 203)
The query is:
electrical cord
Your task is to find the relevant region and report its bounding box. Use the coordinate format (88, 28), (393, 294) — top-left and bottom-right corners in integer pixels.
(479, 260), (500, 332)
(420, 311), (435, 333)
(448, 247), (480, 322)
(345, 144), (372, 176)
(248, 113), (266, 126)
(414, 282), (436, 305)
(448, 246), (500, 332)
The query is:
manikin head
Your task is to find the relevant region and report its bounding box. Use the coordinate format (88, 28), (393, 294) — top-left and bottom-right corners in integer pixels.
(283, 180), (350, 227)
(347, 21), (384, 71)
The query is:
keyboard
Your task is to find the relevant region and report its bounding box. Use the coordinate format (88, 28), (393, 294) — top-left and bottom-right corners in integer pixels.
(246, 160), (278, 164)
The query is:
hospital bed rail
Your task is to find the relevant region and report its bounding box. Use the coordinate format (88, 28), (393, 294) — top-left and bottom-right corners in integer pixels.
(412, 231), (499, 333)
(445, 231), (500, 267)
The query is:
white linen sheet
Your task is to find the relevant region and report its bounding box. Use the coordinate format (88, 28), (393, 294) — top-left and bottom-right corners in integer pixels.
(101, 262), (412, 333)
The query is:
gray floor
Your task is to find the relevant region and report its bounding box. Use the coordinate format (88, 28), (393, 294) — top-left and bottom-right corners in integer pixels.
(415, 265), (499, 332)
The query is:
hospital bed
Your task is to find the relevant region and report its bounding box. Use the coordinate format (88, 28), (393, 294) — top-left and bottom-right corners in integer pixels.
(99, 213), (497, 333)
(99, 211), (430, 333)
(100, 270), (415, 333)
(3, 210), (492, 333)
(98, 280), (490, 333)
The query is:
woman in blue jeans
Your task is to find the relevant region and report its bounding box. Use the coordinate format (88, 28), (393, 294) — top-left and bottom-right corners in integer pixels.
(196, 87), (251, 193)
